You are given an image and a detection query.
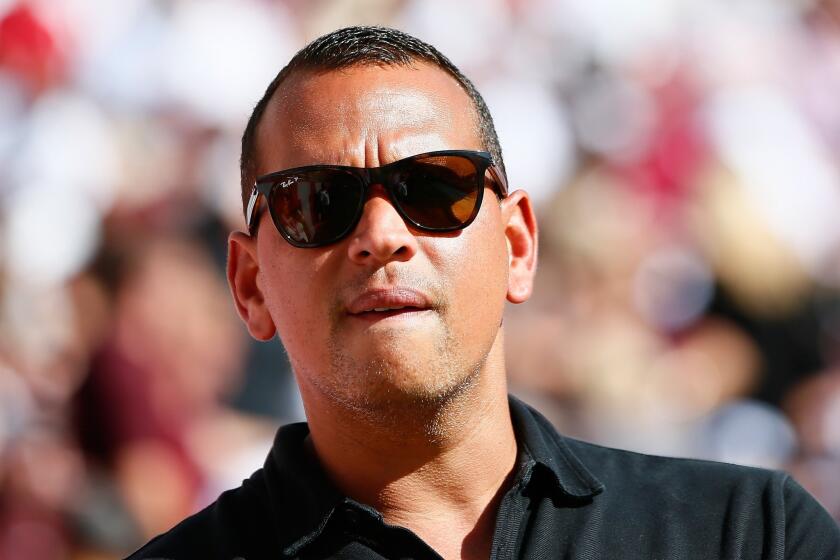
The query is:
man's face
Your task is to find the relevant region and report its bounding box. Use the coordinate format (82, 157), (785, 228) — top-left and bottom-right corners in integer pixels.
(236, 63), (525, 417)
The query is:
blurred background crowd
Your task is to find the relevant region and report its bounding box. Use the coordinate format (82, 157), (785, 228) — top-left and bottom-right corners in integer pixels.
(1, 0), (840, 557)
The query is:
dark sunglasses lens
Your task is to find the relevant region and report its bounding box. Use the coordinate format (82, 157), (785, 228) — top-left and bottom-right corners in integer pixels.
(266, 170), (363, 245)
(393, 155), (481, 229)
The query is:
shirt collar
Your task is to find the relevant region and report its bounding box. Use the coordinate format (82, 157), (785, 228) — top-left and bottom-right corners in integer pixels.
(264, 397), (605, 556)
(508, 395), (605, 501)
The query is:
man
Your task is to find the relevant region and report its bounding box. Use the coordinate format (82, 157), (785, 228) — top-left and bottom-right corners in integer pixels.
(127, 26), (840, 560)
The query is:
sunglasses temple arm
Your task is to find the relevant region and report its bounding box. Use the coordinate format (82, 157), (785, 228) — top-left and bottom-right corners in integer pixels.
(245, 186), (261, 234)
(489, 166), (509, 197)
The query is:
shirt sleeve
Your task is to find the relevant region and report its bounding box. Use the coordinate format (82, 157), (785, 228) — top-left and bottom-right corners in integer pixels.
(782, 475), (840, 560)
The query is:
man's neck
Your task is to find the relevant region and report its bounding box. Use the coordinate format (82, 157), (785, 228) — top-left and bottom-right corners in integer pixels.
(303, 365), (518, 560)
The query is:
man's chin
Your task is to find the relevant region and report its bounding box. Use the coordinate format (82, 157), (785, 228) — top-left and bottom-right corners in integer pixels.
(335, 370), (478, 437)
(367, 350), (479, 398)
(324, 319), (479, 419)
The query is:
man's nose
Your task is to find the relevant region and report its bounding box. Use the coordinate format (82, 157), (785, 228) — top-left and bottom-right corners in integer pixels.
(346, 186), (418, 266)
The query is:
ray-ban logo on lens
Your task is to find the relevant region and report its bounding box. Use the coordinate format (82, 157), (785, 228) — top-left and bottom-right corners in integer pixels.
(278, 178), (298, 189)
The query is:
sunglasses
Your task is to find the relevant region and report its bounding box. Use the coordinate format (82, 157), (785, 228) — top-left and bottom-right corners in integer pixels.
(246, 150), (508, 248)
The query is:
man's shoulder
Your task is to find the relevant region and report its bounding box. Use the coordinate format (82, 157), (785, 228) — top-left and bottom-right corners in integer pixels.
(565, 436), (839, 555)
(124, 501), (217, 560)
(563, 435), (784, 489)
(124, 467), (278, 560)
(561, 433), (806, 515)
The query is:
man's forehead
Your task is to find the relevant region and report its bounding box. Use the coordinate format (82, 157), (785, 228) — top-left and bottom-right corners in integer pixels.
(255, 63), (480, 169)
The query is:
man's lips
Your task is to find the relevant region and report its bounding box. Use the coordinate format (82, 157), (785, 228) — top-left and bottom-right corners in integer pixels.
(346, 288), (433, 316)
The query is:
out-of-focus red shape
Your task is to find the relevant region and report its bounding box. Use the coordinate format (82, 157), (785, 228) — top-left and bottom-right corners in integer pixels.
(0, 3), (65, 93)
(613, 72), (709, 218)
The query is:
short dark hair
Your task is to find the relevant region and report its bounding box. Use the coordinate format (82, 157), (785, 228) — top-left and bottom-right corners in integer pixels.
(239, 25), (505, 216)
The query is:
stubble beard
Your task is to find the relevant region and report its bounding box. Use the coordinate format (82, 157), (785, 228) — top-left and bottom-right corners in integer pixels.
(320, 317), (488, 441)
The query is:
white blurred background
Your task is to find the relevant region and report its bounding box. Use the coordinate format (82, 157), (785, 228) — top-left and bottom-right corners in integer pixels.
(1, 0), (840, 557)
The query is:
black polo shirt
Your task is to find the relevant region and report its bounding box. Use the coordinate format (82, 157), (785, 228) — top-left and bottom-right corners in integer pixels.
(126, 397), (840, 559)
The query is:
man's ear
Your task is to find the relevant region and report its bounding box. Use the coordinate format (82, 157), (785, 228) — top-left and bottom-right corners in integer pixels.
(227, 231), (277, 341)
(500, 190), (538, 304)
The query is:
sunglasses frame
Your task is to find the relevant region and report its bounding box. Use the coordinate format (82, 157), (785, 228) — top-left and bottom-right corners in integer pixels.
(246, 149), (509, 248)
